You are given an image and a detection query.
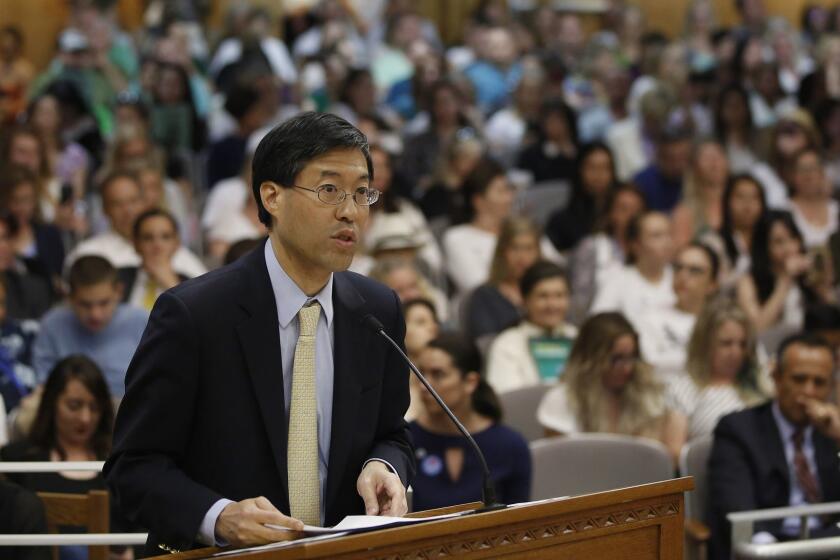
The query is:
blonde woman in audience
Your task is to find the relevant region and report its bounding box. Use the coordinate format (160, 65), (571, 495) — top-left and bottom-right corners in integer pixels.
(672, 140), (729, 248)
(465, 217), (541, 341)
(442, 157), (515, 297)
(419, 134), (483, 225)
(486, 261), (578, 394)
(567, 183), (646, 322)
(662, 300), (771, 461)
(537, 312), (669, 441)
(590, 210), (676, 318)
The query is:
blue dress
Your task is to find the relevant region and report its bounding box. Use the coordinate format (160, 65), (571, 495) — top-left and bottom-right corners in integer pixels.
(408, 422), (531, 511)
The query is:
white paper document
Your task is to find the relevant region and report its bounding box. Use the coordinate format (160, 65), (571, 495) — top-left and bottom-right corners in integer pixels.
(266, 511), (465, 535)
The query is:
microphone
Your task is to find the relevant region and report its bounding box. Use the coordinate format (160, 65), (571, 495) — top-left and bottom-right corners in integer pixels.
(361, 314), (506, 513)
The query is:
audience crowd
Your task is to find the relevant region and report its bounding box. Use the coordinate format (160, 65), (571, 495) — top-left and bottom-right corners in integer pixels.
(1, 0), (840, 558)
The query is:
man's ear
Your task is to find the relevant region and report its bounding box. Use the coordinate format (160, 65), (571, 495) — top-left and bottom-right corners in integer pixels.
(259, 181), (285, 219)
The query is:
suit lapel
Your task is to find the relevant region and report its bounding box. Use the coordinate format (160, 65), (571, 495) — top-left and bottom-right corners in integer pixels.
(234, 247), (289, 503)
(814, 431), (840, 501)
(325, 273), (368, 517)
(758, 404), (791, 497)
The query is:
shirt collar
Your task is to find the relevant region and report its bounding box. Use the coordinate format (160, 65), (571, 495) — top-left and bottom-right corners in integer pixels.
(263, 239), (334, 329)
(772, 400), (813, 445)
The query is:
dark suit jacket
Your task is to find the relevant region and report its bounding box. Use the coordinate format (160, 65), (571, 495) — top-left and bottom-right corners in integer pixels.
(707, 402), (840, 559)
(21, 223), (65, 281)
(104, 243), (415, 554)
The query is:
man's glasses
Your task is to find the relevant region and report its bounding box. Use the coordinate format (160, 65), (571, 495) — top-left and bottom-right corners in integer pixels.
(293, 184), (380, 206)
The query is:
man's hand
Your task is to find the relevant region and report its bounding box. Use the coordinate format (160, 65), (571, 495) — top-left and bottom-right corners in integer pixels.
(215, 497), (304, 547)
(356, 461), (407, 517)
(800, 397), (840, 443)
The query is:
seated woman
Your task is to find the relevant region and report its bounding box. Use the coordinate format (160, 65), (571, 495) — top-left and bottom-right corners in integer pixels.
(737, 210), (837, 333)
(537, 312), (669, 441)
(403, 298), (440, 421)
(465, 217), (541, 341)
(567, 183), (645, 322)
(662, 300), (772, 461)
(0, 165), (65, 291)
(410, 334), (531, 510)
(442, 157), (515, 297)
(671, 140), (728, 248)
(0, 355), (118, 560)
(787, 147), (838, 250)
(119, 209), (187, 311)
(486, 261), (578, 394)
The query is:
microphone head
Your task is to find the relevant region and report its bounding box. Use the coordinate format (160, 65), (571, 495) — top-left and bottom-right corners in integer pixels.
(361, 313), (385, 333)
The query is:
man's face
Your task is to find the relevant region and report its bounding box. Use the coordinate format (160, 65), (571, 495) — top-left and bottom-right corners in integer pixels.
(103, 178), (145, 239)
(673, 246), (716, 311)
(774, 343), (835, 426)
(69, 282), (122, 333)
(658, 140), (692, 181)
(265, 148), (370, 279)
(636, 214), (674, 268)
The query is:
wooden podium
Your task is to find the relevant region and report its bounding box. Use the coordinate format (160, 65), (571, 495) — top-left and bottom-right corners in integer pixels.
(150, 477), (693, 559)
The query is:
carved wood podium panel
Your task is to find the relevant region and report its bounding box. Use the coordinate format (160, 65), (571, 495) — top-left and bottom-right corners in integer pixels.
(149, 477), (693, 560)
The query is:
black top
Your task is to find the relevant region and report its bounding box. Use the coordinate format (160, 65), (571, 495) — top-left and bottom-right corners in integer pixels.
(516, 144), (575, 184)
(0, 478), (50, 560)
(2, 269), (53, 320)
(0, 441), (106, 495)
(465, 284), (521, 340)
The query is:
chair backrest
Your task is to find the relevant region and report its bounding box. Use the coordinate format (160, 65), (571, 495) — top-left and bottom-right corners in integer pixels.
(514, 181), (571, 228)
(498, 385), (553, 442)
(529, 433), (674, 500)
(679, 435), (713, 523)
(37, 490), (110, 560)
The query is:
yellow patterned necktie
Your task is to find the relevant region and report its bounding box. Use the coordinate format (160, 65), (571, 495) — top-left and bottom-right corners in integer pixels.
(143, 278), (158, 311)
(287, 301), (321, 526)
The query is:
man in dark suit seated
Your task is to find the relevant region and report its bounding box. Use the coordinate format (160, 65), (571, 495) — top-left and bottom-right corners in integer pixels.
(105, 112), (415, 555)
(707, 332), (840, 559)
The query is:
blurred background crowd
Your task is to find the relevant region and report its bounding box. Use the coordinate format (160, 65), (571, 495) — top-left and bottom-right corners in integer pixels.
(1, 0), (840, 558)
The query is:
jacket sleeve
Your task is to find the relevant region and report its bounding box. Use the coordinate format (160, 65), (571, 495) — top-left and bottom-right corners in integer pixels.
(104, 291), (224, 551)
(367, 290), (415, 488)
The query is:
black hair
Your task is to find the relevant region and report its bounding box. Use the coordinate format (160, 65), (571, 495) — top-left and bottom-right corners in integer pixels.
(224, 83), (262, 121)
(776, 332), (836, 372)
(539, 97), (579, 146)
(68, 255), (118, 292)
(402, 297), (439, 325)
(815, 99), (840, 149)
(714, 82), (754, 142)
(459, 156), (506, 224)
(224, 237), (265, 265)
(338, 68), (373, 107)
(28, 355), (114, 460)
(132, 208), (179, 240)
(749, 210), (812, 304)
(520, 260), (568, 299)
(426, 333), (502, 422)
(603, 182), (646, 236)
(720, 173), (766, 266)
(681, 241), (721, 280)
(251, 112), (373, 227)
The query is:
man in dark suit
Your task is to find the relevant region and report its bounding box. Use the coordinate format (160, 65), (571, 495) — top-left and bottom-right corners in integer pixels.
(707, 332), (840, 559)
(105, 112), (415, 554)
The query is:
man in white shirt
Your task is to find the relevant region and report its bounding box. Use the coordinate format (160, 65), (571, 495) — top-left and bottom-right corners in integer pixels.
(67, 172), (206, 278)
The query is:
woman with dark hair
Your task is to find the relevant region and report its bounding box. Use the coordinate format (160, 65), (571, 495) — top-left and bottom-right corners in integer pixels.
(0, 165), (65, 289)
(149, 61), (207, 153)
(1, 355), (115, 560)
(442, 157), (514, 296)
(544, 142), (617, 253)
(486, 261), (578, 393)
(399, 79), (480, 194)
(787, 148), (838, 249)
(331, 68), (401, 128)
(567, 183), (646, 322)
(465, 217), (541, 341)
(714, 82), (759, 173)
(737, 210), (836, 332)
(516, 97), (579, 184)
(410, 333), (531, 510)
(702, 173), (766, 288)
